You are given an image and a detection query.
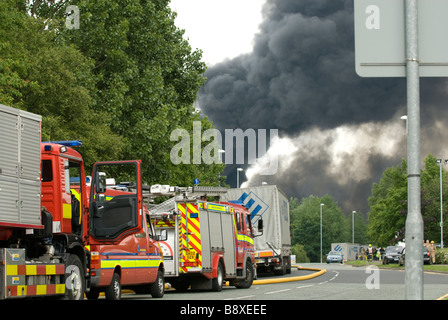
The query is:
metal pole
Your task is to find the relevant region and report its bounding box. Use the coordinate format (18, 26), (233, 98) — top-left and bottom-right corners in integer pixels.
(404, 0), (423, 300)
(236, 168), (242, 188)
(352, 211), (356, 243)
(442, 159), (447, 248)
(440, 161), (444, 248)
(320, 203), (324, 263)
(237, 170), (239, 188)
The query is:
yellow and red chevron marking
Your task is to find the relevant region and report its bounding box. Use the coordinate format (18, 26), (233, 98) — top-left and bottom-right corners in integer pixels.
(178, 202), (202, 273)
(6, 263), (65, 276)
(155, 219), (175, 228)
(5, 284), (65, 297)
(5, 263), (66, 298)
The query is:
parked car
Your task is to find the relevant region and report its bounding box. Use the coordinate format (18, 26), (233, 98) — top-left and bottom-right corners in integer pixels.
(398, 247), (431, 266)
(327, 251), (343, 264)
(382, 246), (404, 264)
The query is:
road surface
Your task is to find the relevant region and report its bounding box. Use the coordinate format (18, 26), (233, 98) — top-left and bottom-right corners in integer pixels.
(119, 262), (448, 301)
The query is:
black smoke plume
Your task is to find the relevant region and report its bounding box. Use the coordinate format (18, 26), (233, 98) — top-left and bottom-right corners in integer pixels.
(197, 0), (448, 214)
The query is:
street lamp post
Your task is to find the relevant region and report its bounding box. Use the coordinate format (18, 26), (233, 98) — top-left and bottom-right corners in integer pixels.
(320, 203), (324, 263)
(236, 168), (243, 188)
(437, 159), (446, 248)
(218, 150), (225, 186)
(444, 160), (448, 248)
(401, 115), (408, 133)
(352, 211), (356, 243)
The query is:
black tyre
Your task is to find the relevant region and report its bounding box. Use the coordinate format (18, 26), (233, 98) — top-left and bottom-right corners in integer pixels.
(236, 260), (254, 289)
(212, 262), (224, 292)
(65, 254), (85, 300)
(105, 272), (121, 300)
(85, 287), (100, 300)
(171, 279), (190, 292)
(150, 269), (165, 298)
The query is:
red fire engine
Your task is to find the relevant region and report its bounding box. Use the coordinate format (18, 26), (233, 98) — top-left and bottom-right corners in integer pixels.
(85, 161), (164, 299)
(0, 104), (163, 300)
(149, 186), (262, 292)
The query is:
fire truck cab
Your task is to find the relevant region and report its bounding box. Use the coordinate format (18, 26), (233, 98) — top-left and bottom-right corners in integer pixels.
(86, 161), (164, 299)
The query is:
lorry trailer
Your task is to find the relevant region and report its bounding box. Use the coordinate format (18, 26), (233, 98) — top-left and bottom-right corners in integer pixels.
(222, 185), (292, 275)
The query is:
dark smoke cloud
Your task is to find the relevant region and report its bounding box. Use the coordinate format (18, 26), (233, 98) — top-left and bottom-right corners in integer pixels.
(199, 0), (406, 133)
(197, 0), (448, 214)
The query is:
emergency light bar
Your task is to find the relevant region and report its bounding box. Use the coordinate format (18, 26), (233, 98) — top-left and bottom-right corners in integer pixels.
(42, 140), (82, 147)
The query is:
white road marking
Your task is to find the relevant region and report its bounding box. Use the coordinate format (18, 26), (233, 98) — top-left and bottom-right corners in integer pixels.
(296, 284), (314, 289)
(265, 288), (291, 295)
(223, 295), (255, 300)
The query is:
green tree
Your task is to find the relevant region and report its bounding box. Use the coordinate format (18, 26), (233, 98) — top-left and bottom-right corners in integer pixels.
(367, 159), (407, 246)
(421, 154), (448, 245)
(291, 244), (309, 263)
(54, 0), (211, 185)
(8, 0), (224, 186)
(0, 0), (123, 168)
(367, 154), (448, 246)
(0, 0), (34, 108)
(164, 112), (226, 187)
(290, 195), (350, 262)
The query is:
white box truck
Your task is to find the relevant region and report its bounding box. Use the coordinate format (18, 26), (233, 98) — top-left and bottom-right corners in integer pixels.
(331, 243), (359, 261)
(222, 185), (292, 275)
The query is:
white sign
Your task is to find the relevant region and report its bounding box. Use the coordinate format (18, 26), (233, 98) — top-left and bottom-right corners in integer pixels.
(354, 0), (448, 77)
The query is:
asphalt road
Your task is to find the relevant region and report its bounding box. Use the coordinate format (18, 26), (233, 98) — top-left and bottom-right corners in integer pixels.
(120, 263), (448, 301)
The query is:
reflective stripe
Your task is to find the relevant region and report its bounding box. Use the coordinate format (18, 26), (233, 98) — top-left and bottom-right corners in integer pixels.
(101, 258), (161, 269)
(62, 203), (72, 219)
(258, 251), (274, 257)
(237, 234), (255, 245)
(205, 203), (227, 212)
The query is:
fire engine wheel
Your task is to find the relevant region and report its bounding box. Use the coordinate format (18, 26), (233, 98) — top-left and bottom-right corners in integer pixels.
(150, 269), (165, 298)
(236, 260), (254, 289)
(212, 262), (224, 292)
(171, 280), (190, 292)
(85, 287), (100, 300)
(65, 254), (86, 300)
(105, 272), (121, 300)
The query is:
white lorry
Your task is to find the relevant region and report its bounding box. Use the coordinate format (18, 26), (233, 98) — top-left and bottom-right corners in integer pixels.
(331, 243), (359, 261)
(222, 185), (291, 275)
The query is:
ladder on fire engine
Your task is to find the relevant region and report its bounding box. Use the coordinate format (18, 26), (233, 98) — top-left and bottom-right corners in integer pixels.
(146, 185), (229, 216)
(145, 185), (228, 205)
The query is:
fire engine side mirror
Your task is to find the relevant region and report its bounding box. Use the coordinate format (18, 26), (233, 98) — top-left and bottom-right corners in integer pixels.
(158, 229), (168, 241)
(95, 171), (106, 194)
(257, 219), (264, 233)
(254, 218), (263, 237)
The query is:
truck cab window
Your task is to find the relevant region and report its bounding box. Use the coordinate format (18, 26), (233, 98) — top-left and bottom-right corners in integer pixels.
(41, 160), (53, 182)
(246, 215), (252, 236)
(69, 161), (83, 235)
(235, 212), (241, 231)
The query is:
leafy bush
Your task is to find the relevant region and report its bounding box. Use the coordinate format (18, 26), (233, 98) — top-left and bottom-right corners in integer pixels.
(436, 248), (448, 264)
(291, 244), (310, 263)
